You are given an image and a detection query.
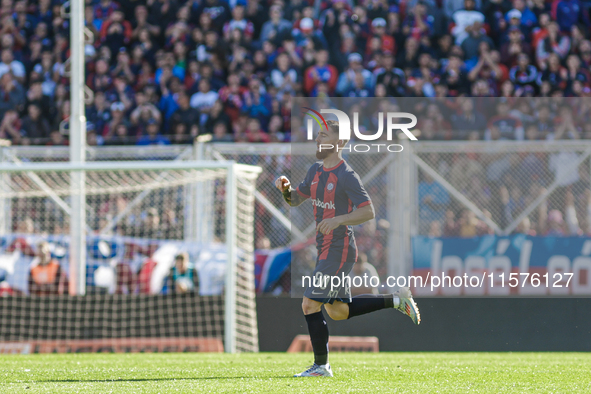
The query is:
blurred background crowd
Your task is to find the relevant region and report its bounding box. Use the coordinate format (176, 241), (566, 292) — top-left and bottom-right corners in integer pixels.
(0, 0), (590, 145)
(1, 0), (591, 295)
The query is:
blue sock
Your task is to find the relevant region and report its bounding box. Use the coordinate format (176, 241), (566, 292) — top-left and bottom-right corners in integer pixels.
(305, 311), (329, 365)
(347, 294), (394, 319)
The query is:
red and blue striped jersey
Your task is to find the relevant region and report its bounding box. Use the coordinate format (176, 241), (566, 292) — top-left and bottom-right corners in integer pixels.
(296, 160), (371, 265)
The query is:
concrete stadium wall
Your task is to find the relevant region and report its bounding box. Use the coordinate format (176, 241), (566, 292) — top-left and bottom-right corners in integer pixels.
(256, 297), (591, 352)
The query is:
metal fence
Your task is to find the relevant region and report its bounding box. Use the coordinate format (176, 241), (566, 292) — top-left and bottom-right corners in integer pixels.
(205, 140), (591, 287)
(4, 141), (589, 288)
(413, 141), (591, 238)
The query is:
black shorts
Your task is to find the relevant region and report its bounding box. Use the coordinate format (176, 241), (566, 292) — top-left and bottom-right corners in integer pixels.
(303, 259), (355, 304)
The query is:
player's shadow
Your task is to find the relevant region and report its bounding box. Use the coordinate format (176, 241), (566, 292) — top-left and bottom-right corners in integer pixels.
(37, 376), (294, 382)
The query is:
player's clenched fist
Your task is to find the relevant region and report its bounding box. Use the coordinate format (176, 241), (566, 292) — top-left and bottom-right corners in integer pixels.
(275, 176), (291, 192)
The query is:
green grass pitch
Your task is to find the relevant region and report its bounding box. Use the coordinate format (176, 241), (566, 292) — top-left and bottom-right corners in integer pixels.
(1, 352), (589, 393)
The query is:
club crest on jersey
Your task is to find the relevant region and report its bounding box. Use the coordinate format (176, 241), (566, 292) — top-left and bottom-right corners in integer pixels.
(312, 198), (335, 210)
(327, 183), (334, 191)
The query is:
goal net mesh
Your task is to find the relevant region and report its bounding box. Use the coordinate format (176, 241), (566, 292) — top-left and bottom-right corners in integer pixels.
(0, 163), (259, 353)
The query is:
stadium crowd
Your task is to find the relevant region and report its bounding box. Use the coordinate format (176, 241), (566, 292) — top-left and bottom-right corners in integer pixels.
(0, 0), (590, 145)
(2, 0), (591, 295)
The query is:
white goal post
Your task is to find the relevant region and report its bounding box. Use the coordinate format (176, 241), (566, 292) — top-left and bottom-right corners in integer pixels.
(0, 160), (261, 353)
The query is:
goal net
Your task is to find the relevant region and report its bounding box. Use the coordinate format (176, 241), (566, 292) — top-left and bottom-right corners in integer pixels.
(0, 160), (261, 353)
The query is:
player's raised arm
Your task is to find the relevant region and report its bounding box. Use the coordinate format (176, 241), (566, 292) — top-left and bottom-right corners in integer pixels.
(275, 176), (307, 207)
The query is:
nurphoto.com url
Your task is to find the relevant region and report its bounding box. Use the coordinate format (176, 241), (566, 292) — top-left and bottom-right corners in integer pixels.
(302, 272), (575, 292)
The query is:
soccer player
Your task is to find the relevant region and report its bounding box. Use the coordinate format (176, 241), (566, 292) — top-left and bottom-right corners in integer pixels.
(275, 120), (420, 378)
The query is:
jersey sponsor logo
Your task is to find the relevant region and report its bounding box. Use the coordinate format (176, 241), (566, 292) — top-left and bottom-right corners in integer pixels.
(312, 198), (335, 210)
(327, 183), (334, 191)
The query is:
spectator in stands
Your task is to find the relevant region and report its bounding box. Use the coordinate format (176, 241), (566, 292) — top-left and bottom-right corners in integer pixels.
(452, 0), (485, 45)
(515, 217), (537, 235)
(428, 221), (442, 237)
(138, 207), (165, 239)
(418, 173), (450, 234)
(28, 241), (67, 296)
(102, 101), (126, 138)
(21, 103), (51, 144)
(167, 252), (200, 294)
(512, 0), (538, 34)
(0, 73), (25, 120)
(467, 47), (506, 95)
(403, 1), (435, 41)
(87, 91), (110, 134)
(0, 109), (22, 143)
(552, 104), (581, 140)
(450, 98), (487, 139)
(542, 209), (568, 236)
(565, 54), (590, 94)
(461, 21), (494, 61)
(446, 0), (482, 19)
(501, 26), (532, 67)
(270, 52), (299, 100)
(244, 117), (270, 143)
(260, 5), (291, 43)
(0, 48), (25, 84)
(223, 4), (254, 43)
(294, 16), (327, 49)
(170, 91), (200, 137)
(553, 0), (590, 33)
(105, 123), (133, 145)
(130, 90), (161, 129)
(443, 210), (459, 237)
(374, 51), (406, 97)
(350, 252), (380, 296)
(369, 17), (395, 54)
(536, 21), (571, 65)
(336, 52), (372, 96)
(304, 49), (338, 96)
(509, 53), (539, 94)
(26, 81), (53, 121)
(136, 118), (170, 146)
(485, 100), (524, 140)
(532, 105), (555, 138)
(457, 209), (489, 237)
(115, 260), (137, 295)
(47, 130), (68, 146)
(168, 122), (189, 144)
(211, 122), (234, 142)
(538, 53), (568, 92)
(190, 78), (218, 113)
(241, 77), (272, 127)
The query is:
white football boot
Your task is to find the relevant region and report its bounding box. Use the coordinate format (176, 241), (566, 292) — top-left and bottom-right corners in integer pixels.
(294, 363), (333, 377)
(394, 287), (421, 325)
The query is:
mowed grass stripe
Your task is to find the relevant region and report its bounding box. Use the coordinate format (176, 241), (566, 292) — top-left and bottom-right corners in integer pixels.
(0, 352), (589, 393)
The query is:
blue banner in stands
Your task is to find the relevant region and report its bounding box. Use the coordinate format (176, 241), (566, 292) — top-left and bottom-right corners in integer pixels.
(411, 235), (591, 296)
